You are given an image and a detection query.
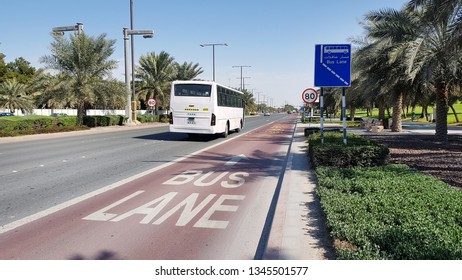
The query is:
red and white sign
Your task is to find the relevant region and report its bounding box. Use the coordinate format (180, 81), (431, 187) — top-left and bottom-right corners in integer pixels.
(147, 98), (156, 107)
(302, 88), (318, 104)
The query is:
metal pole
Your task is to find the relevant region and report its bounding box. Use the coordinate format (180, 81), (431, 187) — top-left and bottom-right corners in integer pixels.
(342, 87), (347, 145)
(212, 45), (216, 81)
(130, 0), (136, 122)
(320, 87), (324, 144)
(240, 67), (243, 90)
(123, 28), (132, 125)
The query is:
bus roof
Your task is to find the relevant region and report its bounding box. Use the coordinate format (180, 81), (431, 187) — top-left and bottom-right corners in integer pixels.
(172, 80), (244, 94)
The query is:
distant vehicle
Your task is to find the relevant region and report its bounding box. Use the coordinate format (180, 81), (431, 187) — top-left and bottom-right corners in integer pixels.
(0, 112), (14, 117)
(264, 112), (271, 116)
(50, 113), (68, 116)
(169, 81), (245, 138)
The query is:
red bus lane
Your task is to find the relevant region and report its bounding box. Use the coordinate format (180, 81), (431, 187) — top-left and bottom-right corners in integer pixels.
(0, 118), (296, 260)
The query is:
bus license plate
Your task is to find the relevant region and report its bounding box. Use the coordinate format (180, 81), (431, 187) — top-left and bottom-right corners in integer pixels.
(187, 117), (196, 124)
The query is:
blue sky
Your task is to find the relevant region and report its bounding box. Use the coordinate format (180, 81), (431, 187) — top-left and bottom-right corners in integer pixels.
(1, 0), (408, 107)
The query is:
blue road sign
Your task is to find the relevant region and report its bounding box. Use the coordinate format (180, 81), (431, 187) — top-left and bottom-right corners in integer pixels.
(314, 44), (351, 87)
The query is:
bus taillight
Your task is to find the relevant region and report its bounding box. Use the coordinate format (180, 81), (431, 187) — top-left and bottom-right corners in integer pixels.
(169, 112), (173, 124)
(211, 113), (216, 126)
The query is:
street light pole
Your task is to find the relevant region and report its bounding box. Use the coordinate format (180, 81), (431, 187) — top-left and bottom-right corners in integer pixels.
(52, 22), (84, 35)
(123, 28), (132, 124)
(123, 27), (154, 125)
(200, 43), (227, 81)
(130, 0), (136, 121)
(232, 65), (251, 90)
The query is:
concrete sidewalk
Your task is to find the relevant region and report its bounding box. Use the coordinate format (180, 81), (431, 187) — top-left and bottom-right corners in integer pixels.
(262, 121), (335, 260)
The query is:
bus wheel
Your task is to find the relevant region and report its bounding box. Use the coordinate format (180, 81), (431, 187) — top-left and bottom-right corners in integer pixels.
(222, 122), (229, 138)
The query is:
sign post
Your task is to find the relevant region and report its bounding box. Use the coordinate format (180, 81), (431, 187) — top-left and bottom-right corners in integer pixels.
(320, 87), (324, 144)
(301, 88), (318, 123)
(314, 44), (351, 144)
(147, 98), (156, 108)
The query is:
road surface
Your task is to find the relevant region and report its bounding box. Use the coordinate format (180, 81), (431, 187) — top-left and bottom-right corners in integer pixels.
(0, 114), (298, 259)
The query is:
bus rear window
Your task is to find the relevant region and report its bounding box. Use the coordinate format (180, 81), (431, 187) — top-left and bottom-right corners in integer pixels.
(174, 84), (211, 97)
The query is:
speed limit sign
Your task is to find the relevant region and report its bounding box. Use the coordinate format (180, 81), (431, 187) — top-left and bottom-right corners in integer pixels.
(302, 88), (318, 104)
(147, 98), (156, 107)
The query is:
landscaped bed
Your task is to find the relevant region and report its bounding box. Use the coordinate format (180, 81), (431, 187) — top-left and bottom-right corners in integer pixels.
(309, 132), (462, 259)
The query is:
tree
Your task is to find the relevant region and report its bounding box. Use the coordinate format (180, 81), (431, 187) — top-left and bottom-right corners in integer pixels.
(404, 0), (462, 141)
(175, 62), (203, 80)
(40, 33), (117, 125)
(0, 55), (36, 84)
(360, 7), (424, 132)
(135, 51), (177, 112)
(241, 89), (256, 115)
(93, 79), (126, 111)
(0, 53), (8, 81)
(0, 78), (34, 113)
(34, 72), (76, 111)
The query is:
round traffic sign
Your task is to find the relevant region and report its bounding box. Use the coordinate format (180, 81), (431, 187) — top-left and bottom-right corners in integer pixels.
(147, 98), (156, 107)
(302, 88), (318, 104)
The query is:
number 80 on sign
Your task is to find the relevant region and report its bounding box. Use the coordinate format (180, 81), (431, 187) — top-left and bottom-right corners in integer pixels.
(302, 88), (318, 104)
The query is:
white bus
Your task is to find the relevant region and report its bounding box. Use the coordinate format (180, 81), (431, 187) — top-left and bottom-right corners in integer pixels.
(169, 81), (245, 137)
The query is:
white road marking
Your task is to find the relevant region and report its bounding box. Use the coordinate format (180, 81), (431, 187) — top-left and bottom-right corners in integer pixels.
(0, 124), (268, 234)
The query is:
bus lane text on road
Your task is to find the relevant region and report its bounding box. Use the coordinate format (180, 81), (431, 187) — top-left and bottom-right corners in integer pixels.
(83, 155), (250, 230)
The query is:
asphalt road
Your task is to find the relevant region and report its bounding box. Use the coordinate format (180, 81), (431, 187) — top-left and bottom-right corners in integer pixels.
(0, 114), (290, 241)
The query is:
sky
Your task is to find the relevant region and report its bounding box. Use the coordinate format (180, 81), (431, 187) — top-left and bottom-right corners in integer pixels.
(0, 0), (409, 107)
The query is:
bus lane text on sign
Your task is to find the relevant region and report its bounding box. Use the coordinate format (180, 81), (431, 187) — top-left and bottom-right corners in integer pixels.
(83, 155), (250, 229)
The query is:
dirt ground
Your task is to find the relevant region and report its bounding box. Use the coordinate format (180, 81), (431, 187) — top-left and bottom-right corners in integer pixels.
(364, 134), (462, 189)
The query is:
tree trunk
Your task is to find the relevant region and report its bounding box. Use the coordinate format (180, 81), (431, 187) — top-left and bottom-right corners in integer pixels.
(378, 102), (386, 120)
(391, 93), (403, 132)
(450, 104), (460, 123)
(350, 105), (356, 119)
(435, 81), (449, 142)
(76, 99), (85, 125)
(420, 105), (427, 120)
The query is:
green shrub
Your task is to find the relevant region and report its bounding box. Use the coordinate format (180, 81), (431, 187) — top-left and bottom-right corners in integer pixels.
(137, 114), (159, 123)
(316, 164), (462, 259)
(0, 125), (89, 137)
(308, 132), (389, 168)
(52, 116), (78, 127)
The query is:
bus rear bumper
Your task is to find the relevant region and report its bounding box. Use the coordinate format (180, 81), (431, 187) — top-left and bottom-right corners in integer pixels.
(169, 125), (217, 135)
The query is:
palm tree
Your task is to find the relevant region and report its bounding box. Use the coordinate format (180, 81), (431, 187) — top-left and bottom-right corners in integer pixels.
(0, 78), (34, 113)
(34, 72), (76, 112)
(361, 7), (424, 132)
(404, 0), (462, 141)
(93, 79), (126, 111)
(175, 62), (203, 80)
(40, 33), (117, 125)
(135, 51), (177, 112)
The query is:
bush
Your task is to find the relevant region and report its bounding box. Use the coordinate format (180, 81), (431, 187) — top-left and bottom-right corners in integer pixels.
(308, 132), (389, 168)
(52, 116), (78, 127)
(316, 164), (462, 259)
(137, 114), (159, 123)
(83, 115), (124, 127)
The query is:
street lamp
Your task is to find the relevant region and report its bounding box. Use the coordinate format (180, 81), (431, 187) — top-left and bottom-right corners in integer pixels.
(123, 27), (154, 125)
(52, 22), (84, 35)
(200, 43), (227, 81)
(232, 65), (251, 90)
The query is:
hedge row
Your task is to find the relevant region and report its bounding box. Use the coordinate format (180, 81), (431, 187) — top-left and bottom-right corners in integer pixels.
(309, 132), (462, 259)
(0, 114), (167, 137)
(83, 115), (124, 127)
(0, 116), (78, 131)
(316, 164), (462, 259)
(136, 114), (169, 123)
(308, 131), (389, 168)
